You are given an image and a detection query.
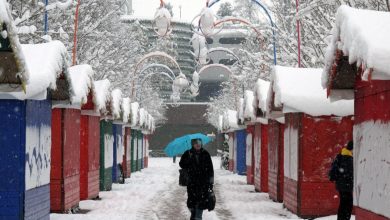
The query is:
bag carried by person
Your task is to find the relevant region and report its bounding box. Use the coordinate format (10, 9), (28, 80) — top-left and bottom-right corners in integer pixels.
(207, 189), (216, 211)
(179, 168), (189, 186)
(179, 151), (192, 186)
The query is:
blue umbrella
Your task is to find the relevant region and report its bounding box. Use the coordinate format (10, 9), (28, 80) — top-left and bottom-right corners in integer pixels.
(164, 133), (213, 157)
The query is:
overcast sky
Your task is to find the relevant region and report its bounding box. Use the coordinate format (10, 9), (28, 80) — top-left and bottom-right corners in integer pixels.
(132, 0), (235, 22)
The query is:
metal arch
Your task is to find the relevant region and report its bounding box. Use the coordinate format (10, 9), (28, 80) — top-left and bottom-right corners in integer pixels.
(205, 47), (242, 67)
(140, 72), (174, 87)
(138, 64), (177, 80)
(214, 17), (263, 38)
(208, 0), (277, 65)
(131, 52), (183, 98)
(138, 71), (175, 101)
(133, 52), (182, 76)
(198, 64), (234, 76)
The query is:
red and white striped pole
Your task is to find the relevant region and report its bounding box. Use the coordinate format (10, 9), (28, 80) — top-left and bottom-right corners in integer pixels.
(296, 0), (301, 67)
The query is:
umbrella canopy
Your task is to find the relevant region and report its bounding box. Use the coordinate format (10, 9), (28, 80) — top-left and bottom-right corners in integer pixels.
(164, 133), (212, 157)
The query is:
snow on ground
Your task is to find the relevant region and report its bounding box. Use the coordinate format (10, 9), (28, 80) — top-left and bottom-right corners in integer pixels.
(51, 157), (354, 220)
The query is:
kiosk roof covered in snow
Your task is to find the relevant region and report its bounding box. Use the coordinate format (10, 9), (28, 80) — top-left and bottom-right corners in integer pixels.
(69, 64), (94, 107)
(110, 88), (123, 120)
(0, 0), (29, 91)
(254, 78), (271, 118)
(220, 109), (242, 132)
(130, 102), (140, 127)
(122, 97), (131, 124)
(322, 5), (390, 99)
(93, 79), (111, 114)
(0, 41), (73, 100)
(243, 90), (256, 122)
(270, 65), (353, 117)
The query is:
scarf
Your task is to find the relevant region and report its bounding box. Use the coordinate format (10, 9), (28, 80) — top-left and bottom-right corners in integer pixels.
(341, 148), (353, 157)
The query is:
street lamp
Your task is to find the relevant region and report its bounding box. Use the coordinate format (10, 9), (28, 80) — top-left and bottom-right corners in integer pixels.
(190, 8), (224, 38)
(173, 73), (190, 91)
(199, 7), (216, 37)
(153, 0), (172, 37)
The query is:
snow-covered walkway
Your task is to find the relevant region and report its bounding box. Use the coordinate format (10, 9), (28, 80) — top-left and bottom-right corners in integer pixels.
(51, 157), (351, 220)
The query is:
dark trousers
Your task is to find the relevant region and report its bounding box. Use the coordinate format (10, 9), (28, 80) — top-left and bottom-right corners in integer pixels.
(337, 191), (353, 220)
(190, 207), (203, 220)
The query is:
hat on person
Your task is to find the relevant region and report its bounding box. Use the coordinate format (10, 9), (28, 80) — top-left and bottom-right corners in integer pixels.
(191, 138), (202, 146)
(347, 141), (353, 150)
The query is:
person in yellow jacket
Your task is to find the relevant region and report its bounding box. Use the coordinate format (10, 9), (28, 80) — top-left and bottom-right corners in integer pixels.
(329, 141), (354, 220)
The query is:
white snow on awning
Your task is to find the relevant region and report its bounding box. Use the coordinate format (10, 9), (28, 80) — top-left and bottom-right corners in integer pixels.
(254, 79), (270, 113)
(111, 88), (122, 120)
(218, 115), (223, 132)
(323, 5), (390, 86)
(122, 97), (131, 124)
(0, 41), (69, 100)
(273, 65), (353, 117)
(93, 79), (111, 113)
(69, 64), (94, 106)
(223, 110), (241, 132)
(130, 102), (140, 127)
(243, 90), (255, 121)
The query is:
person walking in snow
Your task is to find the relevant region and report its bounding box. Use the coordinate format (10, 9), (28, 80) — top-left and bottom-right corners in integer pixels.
(329, 141), (354, 220)
(179, 139), (214, 220)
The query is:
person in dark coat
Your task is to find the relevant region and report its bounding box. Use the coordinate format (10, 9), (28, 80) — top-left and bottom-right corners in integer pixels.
(329, 141), (354, 220)
(179, 139), (214, 220)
